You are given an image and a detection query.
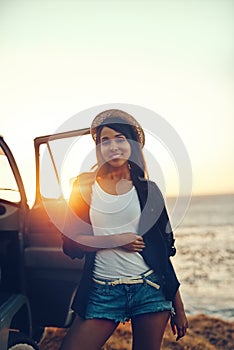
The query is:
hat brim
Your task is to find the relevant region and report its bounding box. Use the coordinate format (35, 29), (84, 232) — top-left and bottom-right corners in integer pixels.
(90, 109), (145, 147)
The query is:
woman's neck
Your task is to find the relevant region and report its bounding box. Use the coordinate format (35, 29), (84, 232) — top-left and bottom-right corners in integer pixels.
(98, 164), (131, 182)
(96, 164), (133, 195)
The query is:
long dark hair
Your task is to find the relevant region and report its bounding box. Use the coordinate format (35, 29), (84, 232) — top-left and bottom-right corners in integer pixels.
(94, 116), (148, 184)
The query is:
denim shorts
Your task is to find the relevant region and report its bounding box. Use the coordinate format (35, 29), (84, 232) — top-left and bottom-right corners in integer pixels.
(85, 271), (173, 323)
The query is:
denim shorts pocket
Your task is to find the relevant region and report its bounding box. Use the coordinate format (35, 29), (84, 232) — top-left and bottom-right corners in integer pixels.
(92, 282), (110, 296)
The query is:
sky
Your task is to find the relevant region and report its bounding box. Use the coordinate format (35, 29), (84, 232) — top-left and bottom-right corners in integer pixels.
(0, 0), (233, 205)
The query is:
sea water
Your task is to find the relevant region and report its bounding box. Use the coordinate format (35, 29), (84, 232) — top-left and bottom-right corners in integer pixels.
(166, 194), (234, 321)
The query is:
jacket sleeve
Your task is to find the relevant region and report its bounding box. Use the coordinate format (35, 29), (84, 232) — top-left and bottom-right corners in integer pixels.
(157, 204), (176, 257)
(150, 182), (176, 257)
(61, 175), (92, 260)
(62, 234), (85, 259)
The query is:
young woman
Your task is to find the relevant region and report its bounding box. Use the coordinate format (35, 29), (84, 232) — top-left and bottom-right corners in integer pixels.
(60, 109), (188, 350)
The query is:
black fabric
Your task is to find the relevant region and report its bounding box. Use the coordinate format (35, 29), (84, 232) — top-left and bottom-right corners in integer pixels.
(62, 234), (85, 259)
(62, 176), (180, 318)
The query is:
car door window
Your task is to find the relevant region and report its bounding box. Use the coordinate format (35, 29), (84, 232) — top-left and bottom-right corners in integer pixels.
(0, 146), (21, 203)
(39, 134), (95, 200)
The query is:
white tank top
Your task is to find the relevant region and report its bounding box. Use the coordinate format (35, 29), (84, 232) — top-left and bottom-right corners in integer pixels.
(90, 181), (149, 279)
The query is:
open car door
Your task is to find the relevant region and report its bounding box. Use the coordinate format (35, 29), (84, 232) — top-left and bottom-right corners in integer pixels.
(0, 136), (28, 295)
(24, 127), (96, 329)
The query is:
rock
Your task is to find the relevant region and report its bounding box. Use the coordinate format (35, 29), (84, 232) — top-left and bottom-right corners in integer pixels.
(38, 314), (234, 350)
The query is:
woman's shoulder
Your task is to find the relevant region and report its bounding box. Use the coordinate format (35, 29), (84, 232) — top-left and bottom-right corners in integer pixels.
(140, 178), (165, 203)
(72, 172), (96, 192)
(139, 178), (163, 194)
(78, 171), (96, 183)
(70, 172), (96, 204)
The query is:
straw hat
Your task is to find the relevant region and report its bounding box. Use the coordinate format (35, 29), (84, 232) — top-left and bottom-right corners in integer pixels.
(90, 109), (145, 147)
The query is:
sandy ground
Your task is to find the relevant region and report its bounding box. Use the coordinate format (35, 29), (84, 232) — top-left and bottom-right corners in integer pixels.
(38, 314), (234, 350)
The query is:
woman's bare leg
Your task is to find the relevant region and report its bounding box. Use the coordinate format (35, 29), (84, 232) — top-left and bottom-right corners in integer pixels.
(131, 311), (170, 350)
(59, 316), (119, 350)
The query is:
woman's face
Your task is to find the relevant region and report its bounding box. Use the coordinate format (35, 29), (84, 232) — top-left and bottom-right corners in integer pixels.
(99, 126), (131, 168)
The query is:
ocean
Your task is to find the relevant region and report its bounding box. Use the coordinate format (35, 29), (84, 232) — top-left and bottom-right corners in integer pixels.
(166, 194), (234, 321)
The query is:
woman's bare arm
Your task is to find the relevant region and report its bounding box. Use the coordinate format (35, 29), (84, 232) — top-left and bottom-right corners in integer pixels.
(72, 232), (141, 251)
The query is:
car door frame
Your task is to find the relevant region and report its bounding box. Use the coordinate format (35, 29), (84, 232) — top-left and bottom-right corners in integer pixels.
(24, 128), (90, 329)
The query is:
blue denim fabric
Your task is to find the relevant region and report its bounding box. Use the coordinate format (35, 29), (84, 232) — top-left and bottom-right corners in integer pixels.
(85, 272), (173, 323)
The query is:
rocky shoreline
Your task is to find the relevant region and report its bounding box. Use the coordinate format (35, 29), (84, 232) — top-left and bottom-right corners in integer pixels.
(38, 314), (234, 350)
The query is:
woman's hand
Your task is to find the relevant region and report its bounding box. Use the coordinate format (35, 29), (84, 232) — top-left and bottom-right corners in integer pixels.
(121, 235), (145, 252)
(171, 289), (189, 341)
(170, 309), (188, 341)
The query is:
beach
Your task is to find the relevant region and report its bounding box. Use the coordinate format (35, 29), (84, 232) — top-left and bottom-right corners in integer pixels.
(38, 314), (234, 350)
(167, 194), (234, 321)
